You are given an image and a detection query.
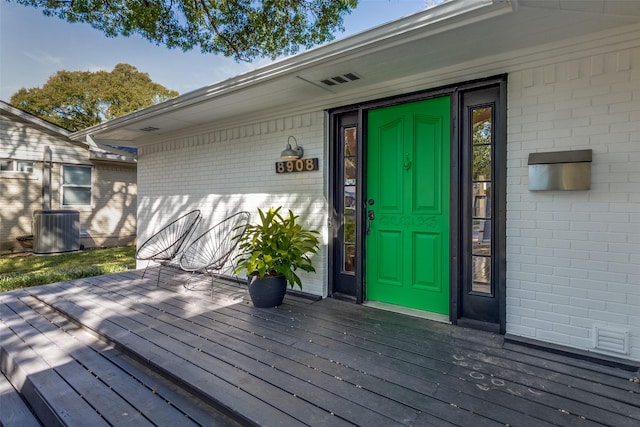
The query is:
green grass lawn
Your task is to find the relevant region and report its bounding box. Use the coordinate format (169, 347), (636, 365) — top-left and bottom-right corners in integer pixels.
(0, 246), (136, 293)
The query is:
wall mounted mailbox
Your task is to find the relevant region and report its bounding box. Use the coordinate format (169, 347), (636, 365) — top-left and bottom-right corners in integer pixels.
(528, 149), (592, 191)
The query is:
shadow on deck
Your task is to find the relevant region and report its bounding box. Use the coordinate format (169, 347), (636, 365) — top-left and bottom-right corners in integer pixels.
(1, 268), (639, 426)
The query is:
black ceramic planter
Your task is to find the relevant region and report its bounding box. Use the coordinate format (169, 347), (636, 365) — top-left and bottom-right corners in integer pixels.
(248, 274), (287, 308)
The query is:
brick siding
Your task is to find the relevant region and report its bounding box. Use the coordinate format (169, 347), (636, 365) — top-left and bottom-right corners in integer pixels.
(137, 111), (326, 295)
(506, 39), (640, 360)
(1, 114), (137, 251)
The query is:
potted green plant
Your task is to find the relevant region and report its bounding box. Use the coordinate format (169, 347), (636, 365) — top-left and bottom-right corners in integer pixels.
(234, 207), (320, 307)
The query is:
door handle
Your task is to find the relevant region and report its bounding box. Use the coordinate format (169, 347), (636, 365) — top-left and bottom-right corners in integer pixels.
(366, 210), (375, 236)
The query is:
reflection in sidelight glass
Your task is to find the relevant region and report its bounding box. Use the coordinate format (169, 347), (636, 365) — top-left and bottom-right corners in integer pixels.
(471, 107), (492, 294)
(472, 256), (491, 292)
(343, 127), (357, 274)
(472, 145), (491, 180)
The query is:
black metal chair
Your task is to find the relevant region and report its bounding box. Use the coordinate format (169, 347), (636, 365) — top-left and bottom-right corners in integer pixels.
(179, 211), (250, 295)
(135, 209), (202, 285)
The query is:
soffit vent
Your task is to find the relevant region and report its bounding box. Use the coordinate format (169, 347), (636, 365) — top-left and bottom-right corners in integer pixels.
(593, 326), (629, 355)
(139, 126), (160, 132)
(320, 73), (361, 87)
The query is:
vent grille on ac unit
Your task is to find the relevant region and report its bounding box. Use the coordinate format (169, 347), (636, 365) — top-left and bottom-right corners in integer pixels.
(593, 326), (629, 355)
(33, 210), (80, 254)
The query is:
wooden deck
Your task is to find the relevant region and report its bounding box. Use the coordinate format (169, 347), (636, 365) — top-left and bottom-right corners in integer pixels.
(1, 268), (639, 427)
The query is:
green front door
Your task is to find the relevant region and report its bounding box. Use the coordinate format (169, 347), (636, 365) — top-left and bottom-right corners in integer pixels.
(366, 96), (450, 314)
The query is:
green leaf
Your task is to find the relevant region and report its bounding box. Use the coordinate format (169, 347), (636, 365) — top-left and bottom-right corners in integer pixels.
(234, 206), (320, 289)
(13, 0), (357, 61)
(9, 63), (178, 131)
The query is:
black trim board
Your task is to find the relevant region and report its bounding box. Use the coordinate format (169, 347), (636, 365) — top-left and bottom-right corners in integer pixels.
(504, 334), (640, 373)
(286, 289), (323, 302)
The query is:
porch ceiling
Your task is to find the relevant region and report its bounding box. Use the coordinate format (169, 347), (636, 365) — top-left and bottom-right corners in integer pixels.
(73, 0), (640, 145)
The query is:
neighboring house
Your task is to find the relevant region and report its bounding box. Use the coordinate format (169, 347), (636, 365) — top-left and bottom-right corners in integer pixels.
(71, 1), (640, 363)
(1, 101), (137, 253)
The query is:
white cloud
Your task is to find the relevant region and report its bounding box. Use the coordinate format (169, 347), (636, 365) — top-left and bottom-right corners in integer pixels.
(86, 65), (110, 73)
(23, 50), (63, 66)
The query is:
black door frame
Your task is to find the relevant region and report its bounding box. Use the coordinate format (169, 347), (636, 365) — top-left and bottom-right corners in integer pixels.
(328, 75), (507, 333)
(456, 81), (507, 333)
(328, 111), (360, 301)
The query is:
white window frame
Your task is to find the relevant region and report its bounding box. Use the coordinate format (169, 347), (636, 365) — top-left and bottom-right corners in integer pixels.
(61, 164), (93, 207)
(0, 159), (35, 174)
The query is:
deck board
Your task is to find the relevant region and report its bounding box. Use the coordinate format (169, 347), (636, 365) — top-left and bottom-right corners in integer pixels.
(89, 274), (501, 425)
(37, 277), (411, 426)
(1, 293), (111, 427)
(0, 371), (41, 427)
(29, 282), (310, 427)
(1, 268), (639, 426)
(272, 287), (640, 424)
(14, 295), (215, 427)
(3, 297), (153, 427)
(92, 272), (640, 424)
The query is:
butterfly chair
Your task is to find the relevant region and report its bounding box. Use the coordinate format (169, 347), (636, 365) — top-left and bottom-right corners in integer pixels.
(135, 209), (202, 285)
(179, 211), (250, 296)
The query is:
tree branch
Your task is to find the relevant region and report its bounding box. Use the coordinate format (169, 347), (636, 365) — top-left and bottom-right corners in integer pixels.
(195, 0), (244, 60)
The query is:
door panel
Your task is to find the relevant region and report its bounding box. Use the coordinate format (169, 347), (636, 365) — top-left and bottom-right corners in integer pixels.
(366, 97), (450, 314)
(377, 230), (403, 286)
(412, 232), (440, 291)
(378, 119), (404, 213)
(413, 115), (442, 213)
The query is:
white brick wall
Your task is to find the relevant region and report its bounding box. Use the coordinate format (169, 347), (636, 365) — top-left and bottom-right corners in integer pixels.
(136, 22), (640, 362)
(506, 39), (640, 361)
(137, 111), (327, 296)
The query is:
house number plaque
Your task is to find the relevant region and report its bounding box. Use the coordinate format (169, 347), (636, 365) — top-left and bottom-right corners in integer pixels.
(275, 158), (319, 174)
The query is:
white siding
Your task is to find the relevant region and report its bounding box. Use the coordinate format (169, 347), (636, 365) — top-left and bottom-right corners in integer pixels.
(1, 113), (137, 251)
(137, 111), (327, 295)
(506, 40), (640, 361)
(0, 116), (87, 163)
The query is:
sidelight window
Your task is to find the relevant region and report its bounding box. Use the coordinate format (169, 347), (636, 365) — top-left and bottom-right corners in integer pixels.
(343, 126), (357, 274)
(470, 107), (493, 294)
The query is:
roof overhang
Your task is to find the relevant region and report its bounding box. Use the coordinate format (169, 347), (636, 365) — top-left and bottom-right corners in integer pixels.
(1, 100), (137, 162)
(1, 100), (71, 138)
(70, 0), (640, 146)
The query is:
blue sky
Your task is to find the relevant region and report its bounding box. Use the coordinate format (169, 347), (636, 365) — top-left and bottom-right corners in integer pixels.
(0, 1), (431, 100)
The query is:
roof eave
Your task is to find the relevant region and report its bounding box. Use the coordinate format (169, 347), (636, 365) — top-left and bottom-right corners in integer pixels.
(70, 0), (512, 143)
(1, 100), (73, 139)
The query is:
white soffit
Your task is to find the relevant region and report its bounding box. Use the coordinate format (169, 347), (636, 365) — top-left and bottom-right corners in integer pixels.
(519, 0), (640, 16)
(72, 0), (640, 144)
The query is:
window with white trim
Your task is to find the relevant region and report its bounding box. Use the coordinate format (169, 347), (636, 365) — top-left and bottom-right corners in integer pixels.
(62, 165), (92, 206)
(0, 159), (35, 173)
